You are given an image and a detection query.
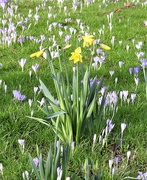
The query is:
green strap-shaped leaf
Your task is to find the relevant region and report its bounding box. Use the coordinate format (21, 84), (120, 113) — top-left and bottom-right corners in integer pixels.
(39, 153), (45, 179)
(46, 111), (66, 119)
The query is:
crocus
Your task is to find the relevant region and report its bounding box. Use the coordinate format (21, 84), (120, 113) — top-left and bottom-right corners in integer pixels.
(18, 139), (25, 153)
(18, 58), (26, 71)
(13, 90), (26, 101)
(119, 61), (124, 68)
(32, 63), (39, 74)
(100, 44), (111, 50)
(137, 172), (147, 179)
(109, 70), (114, 77)
(127, 151), (131, 160)
(28, 99), (33, 107)
(69, 47), (82, 63)
(22, 171), (29, 180)
(0, 163), (3, 175)
(82, 35), (94, 47)
(128, 67), (133, 75)
(120, 123), (126, 148)
(134, 66), (140, 76)
(33, 157), (39, 166)
(109, 159), (113, 170)
(115, 157), (120, 165)
(121, 123), (126, 134)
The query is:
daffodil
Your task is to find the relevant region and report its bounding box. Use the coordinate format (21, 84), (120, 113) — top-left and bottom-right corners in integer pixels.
(82, 35), (94, 47)
(69, 47), (82, 63)
(30, 49), (44, 58)
(100, 44), (111, 50)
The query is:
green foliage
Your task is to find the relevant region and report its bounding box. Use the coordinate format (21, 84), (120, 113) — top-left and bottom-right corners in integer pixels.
(84, 158), (102, 180)
(29, 138), (70, 180)
(30, 49), (106, 145)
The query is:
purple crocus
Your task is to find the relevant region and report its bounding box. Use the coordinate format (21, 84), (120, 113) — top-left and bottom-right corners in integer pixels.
(115, 156), (120, 165)
(137, 172), (147, 180)
(32, 63), (39, 74)
(18, 37), (24, 44)
(140, 58), (147, 67)
(13, 90), (26, 101)
(64, 35), (71, 44)
(128, 67), (133, 75)
(89, 78), (100, 87)
(134, 66), (140, 76)
(18, 139), (25, 153)
(0, 0), (8, 9)
(106, 119), (115, 133)
(71, 141), (76, 150)
(33, 157), (39, 166)
(119, 61), (124, 68)
(109, 70), (114, 77)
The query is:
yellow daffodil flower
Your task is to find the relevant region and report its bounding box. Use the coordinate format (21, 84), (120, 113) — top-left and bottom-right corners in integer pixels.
(100, 44), (111, 50)
(30, 49), (44, 58)
(69, 47), (82, 64)
(82, 35), (94, 47)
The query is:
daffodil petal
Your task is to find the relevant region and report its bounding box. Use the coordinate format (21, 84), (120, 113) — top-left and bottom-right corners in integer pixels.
(30, 52), (39, 58)
(30, 50), (44, 58)
(82, 35), (94, 47)
(36, 50), (44, 57)
(75, 47), (81, 53)
(100, 44), (111, 50)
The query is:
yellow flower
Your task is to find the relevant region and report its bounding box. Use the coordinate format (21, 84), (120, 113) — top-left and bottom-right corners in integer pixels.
(30, 49), (44, 58)
(69, 47), (82, 63)
(100, 44), (111, 50)
(82, 35), (94, 47)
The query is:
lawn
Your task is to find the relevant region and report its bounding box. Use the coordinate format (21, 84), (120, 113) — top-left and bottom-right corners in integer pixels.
(0, 0), (147, 179)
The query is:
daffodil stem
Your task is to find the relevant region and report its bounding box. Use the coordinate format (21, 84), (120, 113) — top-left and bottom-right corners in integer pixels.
(76, 62), (79, 145)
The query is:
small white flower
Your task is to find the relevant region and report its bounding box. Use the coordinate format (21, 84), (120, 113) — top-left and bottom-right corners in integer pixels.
(18, 139), (25, 154)
(28, 99), (33, 107)
(144, 20), (147, 26)
(22, 171), (29, 180)
(127, 151), (131, 160)
(93, 134), (97, 144)
(121, 123), (126, 134)
(18, 58), (26, 72)
(0, 163), (3, 175)
(109, 159), (113, 170)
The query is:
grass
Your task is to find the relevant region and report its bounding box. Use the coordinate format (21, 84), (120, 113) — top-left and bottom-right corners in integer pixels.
(0, 0), (147, 179)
